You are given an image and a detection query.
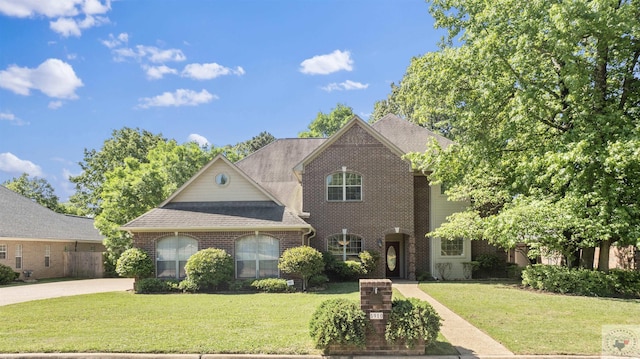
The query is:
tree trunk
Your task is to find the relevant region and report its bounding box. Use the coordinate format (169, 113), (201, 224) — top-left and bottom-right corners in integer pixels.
(581, 247), (595, 269)
(597, 240), (612, 273)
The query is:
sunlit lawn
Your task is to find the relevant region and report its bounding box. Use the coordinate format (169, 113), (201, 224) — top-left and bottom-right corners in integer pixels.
(0, 282), (454, 355)
(419, 281), (640, 355)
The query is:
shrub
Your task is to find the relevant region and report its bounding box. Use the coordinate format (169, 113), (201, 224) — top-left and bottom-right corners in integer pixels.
(521, 264), (640, 298)
(184, 248), (234, 291)
(115, 248), (154, 279)
(251, 278), (295, 293)
(308, 273), (329, 288)
(134, 278), (178, 294)
(0, 263), (16, 285)
(322, 251), (379, 281)
(385, 298), (442, 348)
(228, 279), (254, 292)
(309, 298), (369, 349)
(359, 250), (380, 275)
(278, 246), (324, 290)
(178, 278), (200, 293)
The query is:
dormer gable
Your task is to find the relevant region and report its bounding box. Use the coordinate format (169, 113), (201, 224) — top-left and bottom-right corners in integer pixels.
(161, 154), (281, 206)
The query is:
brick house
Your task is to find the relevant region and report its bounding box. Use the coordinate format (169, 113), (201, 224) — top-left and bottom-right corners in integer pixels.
(122, 115), (479, 280)
(0, 185), (105, 279)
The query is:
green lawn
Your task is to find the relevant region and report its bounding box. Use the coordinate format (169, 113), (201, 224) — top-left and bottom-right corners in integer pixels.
(419, 281), (640, 355)
(0, 282), (453, 354)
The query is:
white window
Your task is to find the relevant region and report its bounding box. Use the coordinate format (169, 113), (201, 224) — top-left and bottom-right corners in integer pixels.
(328, 233), (363, 261)
(156, 237), (198, 279)
(45, 245), (51, 267)
(441, 238), (464, 256)
(0, 244), (6, 260)
(15, 244), (22, 269)
(235, 235), (279, 279)
(327, 171), (362, 201)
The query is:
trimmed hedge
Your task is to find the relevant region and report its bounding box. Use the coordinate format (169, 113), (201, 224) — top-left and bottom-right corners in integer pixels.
(251, 278), (295, 293)
(0, 263), (17, 285)
(385, 298), (442, 348)
(521, 264), (640, 298)
(134, 278), (179, 294)
(184, 248), (234, 291)
(309, 298), (369, 349)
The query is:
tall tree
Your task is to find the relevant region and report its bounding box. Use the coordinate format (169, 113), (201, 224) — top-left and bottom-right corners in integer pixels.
(406, 0), (640, 271)
(231, 131), (276, 158)
(299, 103), (355, 138)
(69, 128), (166, 216)
(2, 173), (61, 213)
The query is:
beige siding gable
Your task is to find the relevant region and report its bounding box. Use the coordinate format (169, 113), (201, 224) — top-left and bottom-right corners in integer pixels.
(168, 157), (274, 203)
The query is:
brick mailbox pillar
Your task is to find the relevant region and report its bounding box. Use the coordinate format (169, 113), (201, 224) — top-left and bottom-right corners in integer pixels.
(360, 279), (393, 352)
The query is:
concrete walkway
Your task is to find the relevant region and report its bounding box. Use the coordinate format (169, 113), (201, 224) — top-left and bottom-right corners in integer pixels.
(393, 281), (514, 357)
(0, 278), (134, 306)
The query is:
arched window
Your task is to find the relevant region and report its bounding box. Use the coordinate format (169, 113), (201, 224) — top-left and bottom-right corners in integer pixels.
(326, 171), (362, 201)
(235, 235), (280, 279)
(156, 236), (198, 279)
(327, 233), (363, 261)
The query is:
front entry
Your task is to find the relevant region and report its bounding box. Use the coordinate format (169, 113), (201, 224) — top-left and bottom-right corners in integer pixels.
(385, 241), (401, 277)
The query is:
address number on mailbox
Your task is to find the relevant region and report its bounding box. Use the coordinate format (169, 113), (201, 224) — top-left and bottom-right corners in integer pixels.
(369, 312), (384, 320)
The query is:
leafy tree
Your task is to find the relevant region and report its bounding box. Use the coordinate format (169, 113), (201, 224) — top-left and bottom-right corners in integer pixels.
(278, 246), (324, 290)
(96, 140), (213, 266)
(231, 131), (276, 158)
(406, 0), (640, 271)
(299, 103), (355, 138)
(2, 173), (62, 213)
(69, 127), (166, 216)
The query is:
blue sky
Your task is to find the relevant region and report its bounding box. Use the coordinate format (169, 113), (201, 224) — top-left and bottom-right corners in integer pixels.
(0, 0), (442, 200)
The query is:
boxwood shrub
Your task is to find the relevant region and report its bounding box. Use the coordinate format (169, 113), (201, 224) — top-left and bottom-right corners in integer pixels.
(0, 263), (17, 285)
(385, 298), (442, 348)
(251, 278), (295, 293)
(184, 248), (233, 291)
(309, 298), (369, 349)
(134, 278), (179, 294)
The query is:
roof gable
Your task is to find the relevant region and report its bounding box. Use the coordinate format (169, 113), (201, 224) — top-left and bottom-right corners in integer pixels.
(161, 154), (281, 206)
(294, 115), (406, 176)
(371, 114), (454, 152)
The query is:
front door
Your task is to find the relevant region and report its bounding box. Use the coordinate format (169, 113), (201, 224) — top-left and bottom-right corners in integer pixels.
(385, 241), (400, 277)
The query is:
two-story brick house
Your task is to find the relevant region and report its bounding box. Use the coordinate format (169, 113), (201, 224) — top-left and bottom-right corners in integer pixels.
(122, 114), (473, 280)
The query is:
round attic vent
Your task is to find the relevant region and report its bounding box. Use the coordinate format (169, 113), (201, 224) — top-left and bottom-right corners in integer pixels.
(215, 173), (229, 186)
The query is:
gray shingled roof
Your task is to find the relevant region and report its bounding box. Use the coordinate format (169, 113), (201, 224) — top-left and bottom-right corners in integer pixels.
(371, 114), (454, 153)
(0, 186), (103, 242)
(122, 201), (311, 231)
(236, 138), (326, 212)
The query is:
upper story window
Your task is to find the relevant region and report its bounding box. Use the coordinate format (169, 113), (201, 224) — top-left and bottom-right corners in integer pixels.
(327, 171), (362, 201)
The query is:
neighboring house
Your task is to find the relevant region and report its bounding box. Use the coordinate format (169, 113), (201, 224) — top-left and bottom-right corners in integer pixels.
(123, 115), (501, 280)
(0, 186), (105, 279)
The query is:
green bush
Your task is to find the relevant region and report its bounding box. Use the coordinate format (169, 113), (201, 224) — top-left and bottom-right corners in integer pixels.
(385, 298), (442, 348)
(184, 248), (234, 291)
(115, 248), (154, 279)
(0, 263), (16, 285)
(322, 251), (379, 281)
(178, 278), (200, 293)
(309, 298), (369, 349)
(278, 246), (324, 290)
(521, 264), (639, 298)
(359, 250), (380, 275)
(308, 273), (329, 288)
(228, 279), (254, 292)
(251, 278), (295, 293)
(134, 278), (179, 294)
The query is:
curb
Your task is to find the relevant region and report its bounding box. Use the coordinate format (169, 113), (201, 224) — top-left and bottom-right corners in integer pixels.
(0, 354), (630, 359)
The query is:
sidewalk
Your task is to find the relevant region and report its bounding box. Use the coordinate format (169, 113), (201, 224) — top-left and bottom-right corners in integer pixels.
(393, 281), (514, 357)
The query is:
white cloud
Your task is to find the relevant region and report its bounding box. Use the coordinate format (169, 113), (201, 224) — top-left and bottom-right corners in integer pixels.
(112, 45), (186, 63)
(182, 63), (245, 80)
(0, 112), (29, 125)
(137, 89), (217, 109)
(321, 80), (369, 92)
(101, 32), (128, 48)
(0, 58), (83, 99)
(48, 100), (63, 109)
(0, 152), (42, 176)
(0, 0), (112, 36)
(187, 133), (209, 146)
(143, 65), (178, 80)
(300, 50), (353, 75)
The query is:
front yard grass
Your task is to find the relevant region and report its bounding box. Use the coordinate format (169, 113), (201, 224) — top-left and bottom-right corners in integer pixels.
(419, 281), (640, 355)
(0, 282), (452, 354)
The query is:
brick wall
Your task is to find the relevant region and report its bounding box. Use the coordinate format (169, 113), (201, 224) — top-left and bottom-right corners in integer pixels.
(301, 124), (416, 279)
(413, 175), (430, 275)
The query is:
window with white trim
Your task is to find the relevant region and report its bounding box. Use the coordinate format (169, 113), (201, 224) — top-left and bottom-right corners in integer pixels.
(328, 233), (363, 261)
(156, 237), (198, 279)
(327, 172), (362, 201)
(235, 235), (280, 279)
(0, 244), (6, 260)
(45, 245), (51, 267)
(440, 238), (464, 256)
(15, 244), (22, 269)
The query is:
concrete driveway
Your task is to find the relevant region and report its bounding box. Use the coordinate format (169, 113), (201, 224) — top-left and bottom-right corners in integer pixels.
(0, 278), (134, 306)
